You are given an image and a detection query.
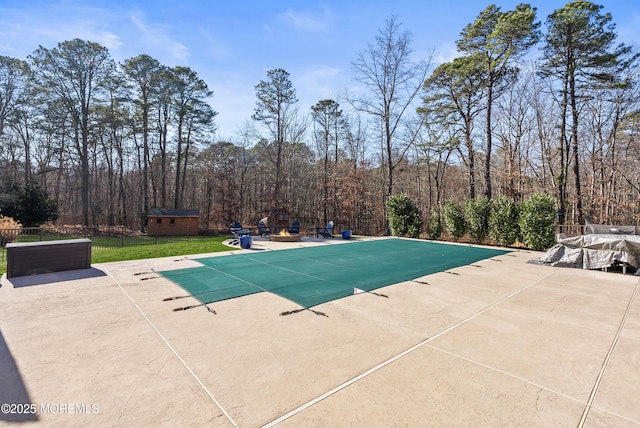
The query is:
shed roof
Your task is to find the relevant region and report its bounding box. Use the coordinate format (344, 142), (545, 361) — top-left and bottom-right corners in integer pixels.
(148, 208), (199, 217)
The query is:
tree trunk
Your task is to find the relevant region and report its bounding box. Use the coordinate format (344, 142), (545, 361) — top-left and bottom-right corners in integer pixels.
(484, 83), (493, 199)
(465, 127), (476, 199)
(569, 72), (583, 223)
(142, 101), (149, 230)
(174, 114), (184, 209)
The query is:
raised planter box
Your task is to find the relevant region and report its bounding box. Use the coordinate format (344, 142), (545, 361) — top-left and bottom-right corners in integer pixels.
(6, 238), (92, 279)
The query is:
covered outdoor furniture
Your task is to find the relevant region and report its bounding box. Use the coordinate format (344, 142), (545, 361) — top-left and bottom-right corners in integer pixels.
(585, 223), (637, 235)
(316, 221), (334, 238)
(288, 220), (300, 234)
(230, 221), (251, 245)
(529, 233), (640, 275)
(583, 215), (637, 235)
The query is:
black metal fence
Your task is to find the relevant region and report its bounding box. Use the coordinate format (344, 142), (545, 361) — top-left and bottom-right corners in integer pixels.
(0, 225), (222, 261)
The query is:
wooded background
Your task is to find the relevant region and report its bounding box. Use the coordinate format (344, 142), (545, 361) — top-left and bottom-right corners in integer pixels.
(0, 2), (638, 233)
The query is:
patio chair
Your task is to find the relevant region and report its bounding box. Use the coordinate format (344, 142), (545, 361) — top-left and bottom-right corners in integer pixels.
(230, 221), (251, 245)
(288, 220), (300, 234)
(257, 220), (271, 236)
(316, 221), (334, 238)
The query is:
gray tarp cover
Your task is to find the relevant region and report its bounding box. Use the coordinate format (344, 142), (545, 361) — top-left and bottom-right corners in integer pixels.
(584, 223), (637, 235)
(528, 233), (640, 275)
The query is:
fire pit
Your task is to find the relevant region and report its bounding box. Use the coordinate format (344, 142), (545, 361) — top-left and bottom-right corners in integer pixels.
(269, 229), (301, 242)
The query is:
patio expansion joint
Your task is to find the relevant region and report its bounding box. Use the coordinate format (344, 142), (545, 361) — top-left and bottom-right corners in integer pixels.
(100, 264), (239, 428)
(260, 267), (563, 428)
(577, 277), (640, 428)
(424, 344), (588, 405)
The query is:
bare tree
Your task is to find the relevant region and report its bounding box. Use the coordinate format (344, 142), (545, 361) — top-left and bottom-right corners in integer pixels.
(0, 57), (32, 182)
(311, 99), (342, 225)
(348, 16), (432, 200)
(493, 69), (538, 200)
(0, 57), (29, 138)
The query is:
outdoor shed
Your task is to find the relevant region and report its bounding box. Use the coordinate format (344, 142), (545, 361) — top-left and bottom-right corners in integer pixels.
(147, 208), (200, 236)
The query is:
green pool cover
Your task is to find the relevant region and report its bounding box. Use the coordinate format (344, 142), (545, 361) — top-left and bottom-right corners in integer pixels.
(160, 238), (509, 309)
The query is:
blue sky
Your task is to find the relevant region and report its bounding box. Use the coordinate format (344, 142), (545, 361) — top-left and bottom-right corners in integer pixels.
(1, 1), (639, 139)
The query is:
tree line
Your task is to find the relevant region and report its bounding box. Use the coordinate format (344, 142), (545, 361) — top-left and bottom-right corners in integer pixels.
(0, 1), (639, 235)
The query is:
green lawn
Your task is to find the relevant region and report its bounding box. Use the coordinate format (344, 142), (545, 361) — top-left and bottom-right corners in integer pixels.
(0, 235), (234, 276)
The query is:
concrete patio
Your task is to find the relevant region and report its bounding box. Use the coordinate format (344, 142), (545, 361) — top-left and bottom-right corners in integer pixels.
(1, 237), (638, 427)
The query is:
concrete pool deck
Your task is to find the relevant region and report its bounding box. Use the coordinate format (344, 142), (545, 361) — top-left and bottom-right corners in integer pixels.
(1, 237), (638, 427)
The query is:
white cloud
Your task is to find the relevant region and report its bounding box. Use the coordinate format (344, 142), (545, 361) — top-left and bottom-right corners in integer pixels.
(203, 68), (260, 139)
(40, 23), (123, 51)
(92, 31), (123, 51)
(129, 13), (190, 62)
(297, 64), (342, 98)
(214, 85), (256, 139)
(196, 28), (231, 60)
(433, 41), (458, 65)
(278, 7), (331, 32)
(303, 64), (341, 80)
(0, 7), (122, 56)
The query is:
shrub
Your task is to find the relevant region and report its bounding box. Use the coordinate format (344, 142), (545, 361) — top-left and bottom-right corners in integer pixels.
(443, 200), (466, 241)
(0, 178), (58, 227)
(518, 193), (556, 251)
(427, 207), (442, 239)
(0, 215), (22, 245)
(18, 181), (59, 227)
(489, 195), (520, 247)
(386, 194), (423, 238)
(0, 215), (21, 229)
(465, 196), (491, 244)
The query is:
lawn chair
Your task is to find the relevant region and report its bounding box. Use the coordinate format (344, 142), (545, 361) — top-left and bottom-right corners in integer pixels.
(316, 221), (334, 238)
(257, 220), (271, 236)
(288, 220), (300, 234)
(230, 221), (251, 245)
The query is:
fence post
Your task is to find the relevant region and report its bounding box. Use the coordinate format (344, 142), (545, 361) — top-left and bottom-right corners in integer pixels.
(121, 225), (124, 248)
